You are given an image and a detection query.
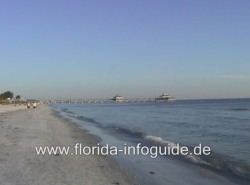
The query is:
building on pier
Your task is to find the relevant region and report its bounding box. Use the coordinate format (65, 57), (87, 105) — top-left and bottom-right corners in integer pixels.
(112, 94), (124, 102)
(155, 93), (175, 102)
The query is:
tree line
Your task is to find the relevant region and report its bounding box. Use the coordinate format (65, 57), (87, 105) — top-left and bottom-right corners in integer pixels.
(0, 91), (21, 102)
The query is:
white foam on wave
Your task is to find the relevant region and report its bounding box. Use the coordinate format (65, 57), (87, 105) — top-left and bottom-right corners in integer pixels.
(144, 135), (177, 147)
(67, 112), (78, 117)
(227, 164), (250, 179)
(144, 135), (214, 167)
(145, 135), (250, 179)
(185, 155), (213, 167)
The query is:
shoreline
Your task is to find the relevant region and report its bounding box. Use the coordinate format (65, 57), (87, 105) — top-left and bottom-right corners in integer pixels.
(0, 105), (138, 185)
(51, 108), (139, 184)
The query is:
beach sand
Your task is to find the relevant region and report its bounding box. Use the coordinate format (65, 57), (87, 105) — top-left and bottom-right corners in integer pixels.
(0, 105), (137, 185)
(0, 104), (27, 113)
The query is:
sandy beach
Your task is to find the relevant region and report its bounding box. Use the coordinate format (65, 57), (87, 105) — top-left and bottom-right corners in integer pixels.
(0, 104), (27, 113)
(0, 105), (137, 185)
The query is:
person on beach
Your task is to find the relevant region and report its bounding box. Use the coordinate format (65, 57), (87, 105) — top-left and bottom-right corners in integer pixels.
(27, 102), (30, 109)
(33, 102), (37, 109)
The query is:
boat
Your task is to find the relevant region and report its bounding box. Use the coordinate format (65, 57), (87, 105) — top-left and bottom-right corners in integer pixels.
(155, 93), (175, 102)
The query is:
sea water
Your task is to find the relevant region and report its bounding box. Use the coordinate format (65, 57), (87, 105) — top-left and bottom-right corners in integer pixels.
(52, 99), (250, 185)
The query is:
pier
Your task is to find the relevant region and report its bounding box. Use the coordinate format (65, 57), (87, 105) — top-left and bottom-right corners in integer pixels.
(41, 98), (157, 104)
(40, 94), (175, 104)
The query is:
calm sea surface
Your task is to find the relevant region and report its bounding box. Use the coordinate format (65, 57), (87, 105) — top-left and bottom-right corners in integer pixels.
(52, 99), (250, 185)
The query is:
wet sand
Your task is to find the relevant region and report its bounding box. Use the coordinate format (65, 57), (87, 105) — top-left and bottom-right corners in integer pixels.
(0, 105), (137, 185)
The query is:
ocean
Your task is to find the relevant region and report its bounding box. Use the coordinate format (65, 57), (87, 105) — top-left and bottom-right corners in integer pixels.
(51, 99), (250, 185)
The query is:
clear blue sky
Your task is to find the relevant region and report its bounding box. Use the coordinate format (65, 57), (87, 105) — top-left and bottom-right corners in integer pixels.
(0, 0), (249, 100)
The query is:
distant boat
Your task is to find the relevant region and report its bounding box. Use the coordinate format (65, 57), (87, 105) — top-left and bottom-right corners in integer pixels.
(155, 93), (175, 102)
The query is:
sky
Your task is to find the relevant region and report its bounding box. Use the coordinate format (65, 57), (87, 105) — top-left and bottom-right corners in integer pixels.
(0, 0), (249, 100)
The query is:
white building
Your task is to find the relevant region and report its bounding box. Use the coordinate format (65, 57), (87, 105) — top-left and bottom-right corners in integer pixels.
(112, 94), (124, 102)
(155, 93), (175, 102)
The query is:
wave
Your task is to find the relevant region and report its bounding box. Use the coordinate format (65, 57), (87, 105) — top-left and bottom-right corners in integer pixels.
(97, 126), (250, 181)
(144, 135), (177, 148)
(59, 108), (97, 124)
(67, 112), (78, 118)
(112, 126), (146, 138)
(230, 108), (249, 111)
(76, 115), (97, 124)
(144, 135), (250, 180)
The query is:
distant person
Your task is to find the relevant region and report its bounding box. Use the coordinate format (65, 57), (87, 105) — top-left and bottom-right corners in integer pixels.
(33, 102), (37, 109)
(27, 102), (30, 109)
